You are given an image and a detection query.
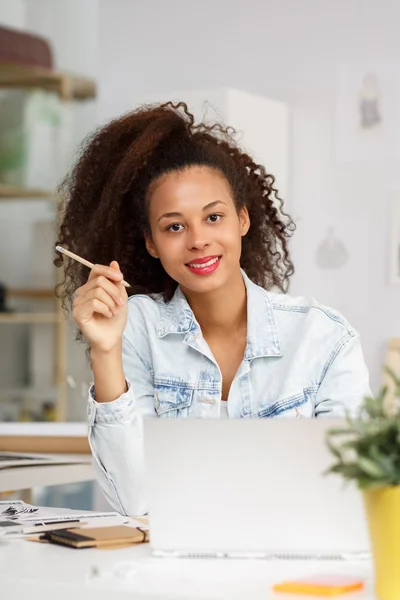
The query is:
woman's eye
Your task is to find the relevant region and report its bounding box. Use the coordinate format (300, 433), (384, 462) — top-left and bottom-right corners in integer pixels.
(207, 214), (221, 223)
(166, 223), (183, 232)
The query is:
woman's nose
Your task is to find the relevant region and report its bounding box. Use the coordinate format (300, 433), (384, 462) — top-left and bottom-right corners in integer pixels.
(186, 226), (210, 251)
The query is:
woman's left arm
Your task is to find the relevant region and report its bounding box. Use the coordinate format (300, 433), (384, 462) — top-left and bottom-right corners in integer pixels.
(315, 333), (371, 417)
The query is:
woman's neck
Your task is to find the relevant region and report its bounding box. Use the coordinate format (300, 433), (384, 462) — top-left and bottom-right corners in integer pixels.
(182, 270), (247, 338)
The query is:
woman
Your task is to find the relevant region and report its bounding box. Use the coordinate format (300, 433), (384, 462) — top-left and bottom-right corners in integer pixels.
(56, 102), (370, 516)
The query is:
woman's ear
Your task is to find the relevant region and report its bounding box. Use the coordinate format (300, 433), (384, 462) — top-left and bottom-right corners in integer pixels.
(239, 207), (250, 237)
(145, 235), (159, 259)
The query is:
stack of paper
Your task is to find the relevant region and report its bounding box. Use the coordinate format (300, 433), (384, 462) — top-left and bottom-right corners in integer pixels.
(0, 500), (147, 538)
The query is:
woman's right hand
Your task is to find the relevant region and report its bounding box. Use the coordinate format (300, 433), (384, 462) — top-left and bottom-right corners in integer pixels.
(72, 261), (128, 353)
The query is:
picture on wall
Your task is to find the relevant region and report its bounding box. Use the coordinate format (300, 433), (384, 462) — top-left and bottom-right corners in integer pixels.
(359, 72), (382, 131)
(389, 191), (400, 285)
(335, 62), (400, 162)
(292, 217), (371, 318)
(315, 227), (349, 270)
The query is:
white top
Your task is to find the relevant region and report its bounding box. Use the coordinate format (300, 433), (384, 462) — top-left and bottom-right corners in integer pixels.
(220, 400), (229, 418)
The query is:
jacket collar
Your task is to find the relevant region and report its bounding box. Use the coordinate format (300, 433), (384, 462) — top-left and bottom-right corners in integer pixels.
(156, 270), (282, 359)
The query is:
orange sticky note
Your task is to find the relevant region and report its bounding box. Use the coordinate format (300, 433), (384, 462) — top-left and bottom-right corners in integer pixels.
(273, 574), (364, 596)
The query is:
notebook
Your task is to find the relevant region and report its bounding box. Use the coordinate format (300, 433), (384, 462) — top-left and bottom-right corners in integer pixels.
(43, 525), (149, 549)
(143, 418), (371, 559)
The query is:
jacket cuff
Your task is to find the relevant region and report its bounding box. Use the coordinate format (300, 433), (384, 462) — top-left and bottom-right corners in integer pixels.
(87, 380), (135, 424)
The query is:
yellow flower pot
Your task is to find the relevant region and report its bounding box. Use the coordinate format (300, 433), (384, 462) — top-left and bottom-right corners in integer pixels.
(363, 487), (400, 600)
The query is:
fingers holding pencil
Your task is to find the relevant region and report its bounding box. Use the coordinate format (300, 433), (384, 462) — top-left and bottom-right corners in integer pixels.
(71, 264), (128, 350)
(56, 246), (129, 351)
(74, 277), (124, 316)
(88, 261), (125, 287)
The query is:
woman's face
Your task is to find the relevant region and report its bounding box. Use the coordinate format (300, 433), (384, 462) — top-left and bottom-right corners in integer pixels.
(146, 166), (249, 295)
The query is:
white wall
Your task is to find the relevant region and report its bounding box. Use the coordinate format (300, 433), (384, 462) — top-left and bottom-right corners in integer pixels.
(97, 0), (400, 120)
(25, 0), (98, 78)
(0, 0), (25, 29)
(97, 0), (400, 392)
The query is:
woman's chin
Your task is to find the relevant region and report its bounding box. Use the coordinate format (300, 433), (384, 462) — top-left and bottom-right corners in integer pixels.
(179, 270), (228, 296)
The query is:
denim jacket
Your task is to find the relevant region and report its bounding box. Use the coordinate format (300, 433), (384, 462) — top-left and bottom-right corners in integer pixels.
(88, 271), (370, 516)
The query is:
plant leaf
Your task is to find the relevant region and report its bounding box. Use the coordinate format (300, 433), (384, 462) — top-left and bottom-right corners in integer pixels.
(325, 366), (400, 487)
(357, 457), (385, 478)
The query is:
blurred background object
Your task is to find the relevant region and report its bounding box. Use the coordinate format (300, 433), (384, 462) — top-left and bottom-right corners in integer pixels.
(0, 0), (97, 427)
(0, 23), (52, 68)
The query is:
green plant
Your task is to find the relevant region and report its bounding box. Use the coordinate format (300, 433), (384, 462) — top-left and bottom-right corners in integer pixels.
(326, 367), (400, 489)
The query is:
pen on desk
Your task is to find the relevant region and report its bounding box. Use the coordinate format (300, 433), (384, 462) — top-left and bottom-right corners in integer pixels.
(55, 246), (131, 288)
(33, 520), (82, 527)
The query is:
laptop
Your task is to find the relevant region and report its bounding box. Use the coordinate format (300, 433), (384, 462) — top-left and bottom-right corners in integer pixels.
(143, 418), (371, 559)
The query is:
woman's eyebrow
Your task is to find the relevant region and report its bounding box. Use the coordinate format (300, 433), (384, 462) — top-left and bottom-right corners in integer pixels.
(157, 200), (227, 222)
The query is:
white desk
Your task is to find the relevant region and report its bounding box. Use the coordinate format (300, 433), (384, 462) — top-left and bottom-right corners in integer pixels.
(0, 459), (94, 494)
(0, 536), (376, 600)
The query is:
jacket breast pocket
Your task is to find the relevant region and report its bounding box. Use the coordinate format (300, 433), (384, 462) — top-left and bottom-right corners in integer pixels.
(154, 378), (194, 418)
(258, 390), (315, 419)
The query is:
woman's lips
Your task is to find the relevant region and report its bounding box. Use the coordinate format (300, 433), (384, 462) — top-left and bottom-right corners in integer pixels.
(185, 256), (221, 275)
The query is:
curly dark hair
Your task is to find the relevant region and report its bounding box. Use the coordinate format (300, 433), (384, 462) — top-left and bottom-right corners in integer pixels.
(55, 101), (295, 311)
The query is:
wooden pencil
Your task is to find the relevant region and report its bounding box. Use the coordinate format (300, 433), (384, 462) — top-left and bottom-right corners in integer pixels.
(55, 246), (130, 288)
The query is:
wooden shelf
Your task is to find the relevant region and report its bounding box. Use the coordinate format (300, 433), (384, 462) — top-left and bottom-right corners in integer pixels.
(8, 288), (55, 299)
(0, 61), (96, 422)
(0, 184), (55, 200)
(0, 61), (96, 101)
(0, 312), (58, 324)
